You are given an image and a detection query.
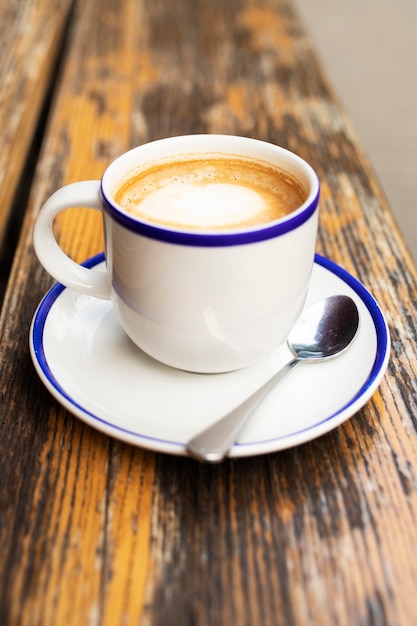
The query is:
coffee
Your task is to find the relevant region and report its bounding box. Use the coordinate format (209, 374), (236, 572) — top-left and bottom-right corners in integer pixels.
(114, 155), (306, 231)
(35, 135), (319, 372)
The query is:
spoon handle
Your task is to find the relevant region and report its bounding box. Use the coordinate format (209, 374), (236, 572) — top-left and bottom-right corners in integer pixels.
(186, 358), (299, 462)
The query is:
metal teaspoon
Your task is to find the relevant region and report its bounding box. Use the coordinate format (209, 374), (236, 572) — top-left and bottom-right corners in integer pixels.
(186, 295), (360, 462)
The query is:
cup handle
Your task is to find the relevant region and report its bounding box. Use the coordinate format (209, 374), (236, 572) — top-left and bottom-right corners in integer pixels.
(33, 180), (111, 300)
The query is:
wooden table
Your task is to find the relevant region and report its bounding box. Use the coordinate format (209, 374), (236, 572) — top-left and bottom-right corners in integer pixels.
(1, 0), (417, 624)
(0, 0), (73, 298)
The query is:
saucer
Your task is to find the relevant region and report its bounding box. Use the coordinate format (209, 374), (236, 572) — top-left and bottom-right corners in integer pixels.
(30, 253), (390, 458)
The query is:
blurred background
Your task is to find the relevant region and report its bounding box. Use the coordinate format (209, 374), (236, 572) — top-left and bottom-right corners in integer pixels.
(294, 0), (417, 264)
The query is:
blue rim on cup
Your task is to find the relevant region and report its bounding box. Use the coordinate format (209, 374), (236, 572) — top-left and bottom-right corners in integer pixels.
(100, 135), (320, 246)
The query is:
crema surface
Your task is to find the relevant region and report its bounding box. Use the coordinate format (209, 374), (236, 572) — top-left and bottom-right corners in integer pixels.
(115, 156), (306, 231)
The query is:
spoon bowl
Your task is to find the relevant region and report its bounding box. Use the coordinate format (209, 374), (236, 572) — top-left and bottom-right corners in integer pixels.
(187, 295), (360, 462)
(288, 295), (359, 360)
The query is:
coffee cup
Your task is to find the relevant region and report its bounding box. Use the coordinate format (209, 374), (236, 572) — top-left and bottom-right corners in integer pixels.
(33, 134), (319, 373)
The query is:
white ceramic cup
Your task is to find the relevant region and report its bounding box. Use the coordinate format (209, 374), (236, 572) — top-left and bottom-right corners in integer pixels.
(33, 134), (320, 373)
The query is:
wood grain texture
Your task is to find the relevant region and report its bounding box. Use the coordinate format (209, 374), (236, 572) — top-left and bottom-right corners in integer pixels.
(0, 0), (73, 254)
(0, 0), (417, 624)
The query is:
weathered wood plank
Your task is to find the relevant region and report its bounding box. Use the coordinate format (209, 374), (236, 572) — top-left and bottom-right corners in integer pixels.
(0, 0), (417, 624)
(0, 0), (73, 255)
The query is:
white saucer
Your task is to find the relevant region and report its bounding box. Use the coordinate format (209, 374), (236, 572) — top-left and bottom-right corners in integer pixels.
(30, 253), (390, 458)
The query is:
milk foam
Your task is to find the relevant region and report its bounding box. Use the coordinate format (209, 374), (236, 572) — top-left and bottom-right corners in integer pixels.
(115, 156), (306, 231)
(135, 182), (266, 228)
